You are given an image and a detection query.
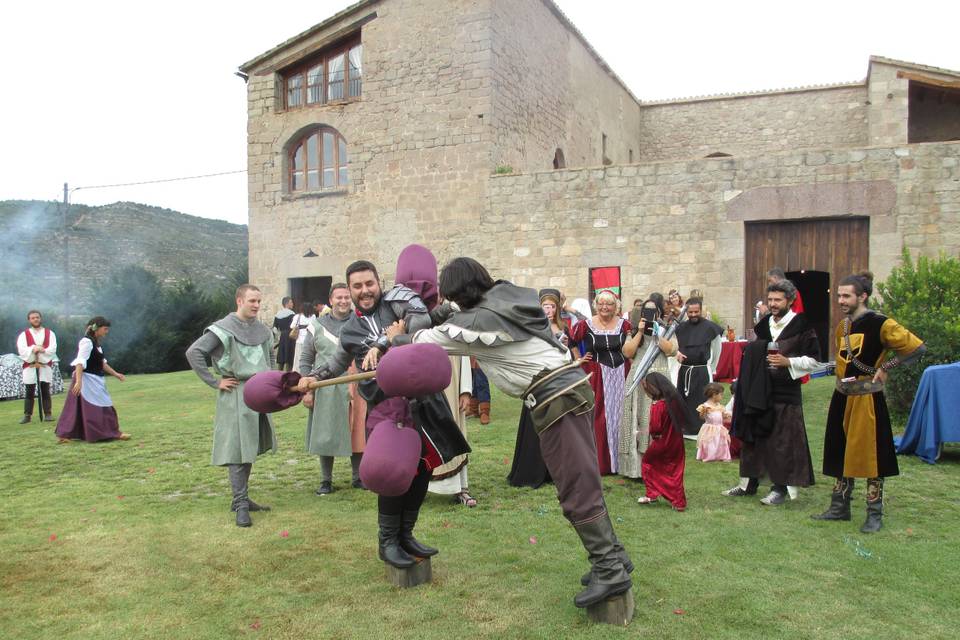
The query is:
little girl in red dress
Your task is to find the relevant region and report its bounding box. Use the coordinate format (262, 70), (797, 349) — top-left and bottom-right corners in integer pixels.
(636, 372), (687, 511)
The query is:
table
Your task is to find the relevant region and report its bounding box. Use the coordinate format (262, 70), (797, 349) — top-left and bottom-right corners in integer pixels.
(894, 362), (960, 464)
(714, 341), (748, 382)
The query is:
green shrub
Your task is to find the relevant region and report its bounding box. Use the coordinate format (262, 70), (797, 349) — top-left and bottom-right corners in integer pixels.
(875, 248), (960, 419)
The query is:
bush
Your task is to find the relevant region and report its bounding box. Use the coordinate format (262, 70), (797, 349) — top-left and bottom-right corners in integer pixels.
(875, 248), (960, 419)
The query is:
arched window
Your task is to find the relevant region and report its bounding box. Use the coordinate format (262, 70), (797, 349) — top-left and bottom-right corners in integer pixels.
(289, 127), (348, 191)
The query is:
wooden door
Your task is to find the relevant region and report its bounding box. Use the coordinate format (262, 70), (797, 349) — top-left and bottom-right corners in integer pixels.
(743, 218), (869, 359)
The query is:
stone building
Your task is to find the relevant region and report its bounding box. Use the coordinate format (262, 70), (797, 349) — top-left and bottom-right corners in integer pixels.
(238, 0), (960, 352)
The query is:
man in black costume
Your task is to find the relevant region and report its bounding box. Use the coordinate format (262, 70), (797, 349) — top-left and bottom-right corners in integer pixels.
(297, 260), (468, 568)
(725, 280), (821, 505)
(388, 257), (633, 609)
(674, 298), (723, 436)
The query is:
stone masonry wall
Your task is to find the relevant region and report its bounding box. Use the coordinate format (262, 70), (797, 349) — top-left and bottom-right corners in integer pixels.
(489, 0), (641, 172)
(639, 85), (869, 162)
(244, 0), (496, 317)
(483, 141), (960, 335)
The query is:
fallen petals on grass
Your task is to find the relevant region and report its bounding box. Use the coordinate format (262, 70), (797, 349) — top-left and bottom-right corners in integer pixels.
(49, 534), (57, 542)
(529, 536), (538, 544)
(674, 609), (685, 615)
(250, 619), (262, 630)
(502, 457), (509, 465)
(117, 495), (124, 500)
(280, 530), (290, 538)
(147, 468), (155, 474)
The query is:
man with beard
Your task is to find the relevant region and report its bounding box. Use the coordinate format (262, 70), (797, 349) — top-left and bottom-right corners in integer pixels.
(186, 284), (277, 527)
(17, 310), (58, 423)
(298, 283), (365, 494)
(386, 257), (633, 610)
(813, 272), (924, 532)
(674, 298), (723, 436)
(724, 280), (821, 505)
(297, 260), (469, 569)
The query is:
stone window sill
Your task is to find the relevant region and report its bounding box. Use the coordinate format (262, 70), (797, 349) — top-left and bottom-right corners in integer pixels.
(282, 188), (349, 202)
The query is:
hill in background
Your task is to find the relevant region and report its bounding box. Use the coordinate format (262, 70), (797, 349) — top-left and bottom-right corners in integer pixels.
(0, 200), (247, 314)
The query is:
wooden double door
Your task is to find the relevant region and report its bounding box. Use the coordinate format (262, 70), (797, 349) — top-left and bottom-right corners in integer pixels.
(743, 217), (869, 360)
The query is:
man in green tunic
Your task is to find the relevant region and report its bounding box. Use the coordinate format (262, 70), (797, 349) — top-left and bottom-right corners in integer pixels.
(299, 283), (364, 494)
(186, 284), (277, 527)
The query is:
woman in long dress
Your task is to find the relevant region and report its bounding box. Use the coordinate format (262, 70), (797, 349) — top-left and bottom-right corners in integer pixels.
(55, 316), (129, 443)
(508, 288), (576, 488)
(620, 294), (678, 479)
(569, 290), (630, 475)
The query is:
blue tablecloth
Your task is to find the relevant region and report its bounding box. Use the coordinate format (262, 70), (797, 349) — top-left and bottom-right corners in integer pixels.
(894, 362), (960, 464)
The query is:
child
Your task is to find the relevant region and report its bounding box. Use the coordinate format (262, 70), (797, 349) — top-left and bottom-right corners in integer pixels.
(636, 372), (687, 511)
(696, 383), (732, 462)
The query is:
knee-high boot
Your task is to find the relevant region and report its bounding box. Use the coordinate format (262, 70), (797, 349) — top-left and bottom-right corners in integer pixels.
(811, 477), (853, 521)
(861, 478), (884, 533)
(230, 463), (270, 512)
(228, 464), (252, 527)
(572, 513), (632, 608)
(398, 464), (436, 558)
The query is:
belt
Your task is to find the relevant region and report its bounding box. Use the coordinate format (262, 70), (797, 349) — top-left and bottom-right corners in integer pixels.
(522, 362), (594, 434)
(835, 377), (885, 396)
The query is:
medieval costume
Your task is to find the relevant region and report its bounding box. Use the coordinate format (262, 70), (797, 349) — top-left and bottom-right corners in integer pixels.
(273, 306), (296, 371)
(730, 311), (820, 503)
(569, 316), (631, 474)
(299, 311), (366, 493)
(620, 306), (679, 478)
(815, 312), (924, 531)
(56, 335), (125, 442)
(307, 280), (469, 569)
(186, 313), (277, 527)
(17, 325), (57, 422)
(637, 395), (687, 511)
(429, 355), (475, 504)
(674, 318), (723, 436)
(400, 279), (633, 608)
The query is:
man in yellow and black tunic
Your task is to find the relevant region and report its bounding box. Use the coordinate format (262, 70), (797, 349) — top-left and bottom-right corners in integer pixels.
(814, 272), (925, 533)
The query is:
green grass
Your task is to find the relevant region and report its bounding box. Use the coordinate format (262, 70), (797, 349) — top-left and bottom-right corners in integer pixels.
(2, 373), (958, 639)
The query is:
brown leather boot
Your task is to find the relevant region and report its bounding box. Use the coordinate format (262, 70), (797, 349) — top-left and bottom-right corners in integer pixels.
(479, 402), (491, 425)
(465, 397), (479, 418)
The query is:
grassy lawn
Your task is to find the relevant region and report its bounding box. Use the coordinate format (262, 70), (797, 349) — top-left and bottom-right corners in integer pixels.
(2, 372), (958, 639)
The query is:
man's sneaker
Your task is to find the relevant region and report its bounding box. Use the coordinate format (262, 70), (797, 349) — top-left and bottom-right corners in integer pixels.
(760, 490), (786, 506)
(315, 481), (333, 495)
(722, 486), (755, 497)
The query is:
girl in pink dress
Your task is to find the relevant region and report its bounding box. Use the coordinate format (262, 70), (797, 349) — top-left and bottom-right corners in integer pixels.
(696, 383), (731, 462)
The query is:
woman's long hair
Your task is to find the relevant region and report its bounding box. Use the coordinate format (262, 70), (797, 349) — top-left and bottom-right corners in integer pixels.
(84, 316), (111, 344)
(643, 371), (692, 434)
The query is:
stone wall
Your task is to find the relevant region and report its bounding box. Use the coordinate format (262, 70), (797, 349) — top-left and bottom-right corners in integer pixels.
(243, 0), (495, 316)
(483, 141), (960, 334)
(489, 0), (641, 172)
(638, 85), (869, 162)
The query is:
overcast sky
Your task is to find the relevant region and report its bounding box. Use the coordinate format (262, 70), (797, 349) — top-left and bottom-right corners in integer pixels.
(2, 0), (958, 225)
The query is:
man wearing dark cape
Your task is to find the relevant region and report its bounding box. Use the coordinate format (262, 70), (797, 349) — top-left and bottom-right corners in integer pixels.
(726, 280), (820, 505)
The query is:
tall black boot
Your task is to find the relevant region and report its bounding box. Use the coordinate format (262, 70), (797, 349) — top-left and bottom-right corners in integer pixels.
(861, 478), (884, 533)
(378, 512), (415, 568)
(580, 530), (634, 585)
(572, 514), (632, 608)
(811, 477), (853, 521)
(399, 509), (438, 558)
(228, 464), (252, 527)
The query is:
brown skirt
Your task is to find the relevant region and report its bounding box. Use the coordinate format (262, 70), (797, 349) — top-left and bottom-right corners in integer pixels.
(739, 402), (815, 487)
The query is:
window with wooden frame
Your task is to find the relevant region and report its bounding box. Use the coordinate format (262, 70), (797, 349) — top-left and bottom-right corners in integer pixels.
(283, 39), (362, 109)
(288, 127), (349, 192)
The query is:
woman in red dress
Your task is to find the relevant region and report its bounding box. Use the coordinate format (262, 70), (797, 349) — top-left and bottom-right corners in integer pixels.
(636, 372), (687, 511)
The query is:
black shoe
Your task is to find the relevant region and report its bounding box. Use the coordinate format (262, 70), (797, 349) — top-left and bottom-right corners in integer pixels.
(315, 481), (333, 495)
(399, 509), (438, 558)
(378, 513), (415, 568)
(352, 478), (365, 490)
(235, 506), (252, 527)
(574, 577), (632, 608)
(861, 502), (883, 533)
(722, 486), (756, 497)
(581, 558), (634, 586)
(232, 499), (271, 512)
(19, 415), (31, 424)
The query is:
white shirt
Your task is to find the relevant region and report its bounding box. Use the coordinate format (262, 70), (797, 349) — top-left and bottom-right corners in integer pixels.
(768, 311), (820, 379)
(70, 337), (106, 369)
(411, 327), (571, 398)
(17, 326), (58, 383)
